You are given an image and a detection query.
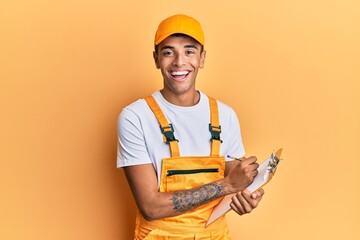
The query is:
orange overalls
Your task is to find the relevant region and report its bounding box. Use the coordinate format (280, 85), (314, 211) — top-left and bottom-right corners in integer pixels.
(134, 95), (231, 240)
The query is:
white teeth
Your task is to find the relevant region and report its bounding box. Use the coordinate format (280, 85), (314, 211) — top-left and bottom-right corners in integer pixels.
(171, 71), (189, 76)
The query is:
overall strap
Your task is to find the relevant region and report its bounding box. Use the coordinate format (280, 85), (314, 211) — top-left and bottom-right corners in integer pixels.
(144, 95), (180, 157)
(208, 97), (222, 156)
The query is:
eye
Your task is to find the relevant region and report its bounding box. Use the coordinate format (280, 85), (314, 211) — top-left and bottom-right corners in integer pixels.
(162, 51), (174, 56)
(186, 50), (195, 55)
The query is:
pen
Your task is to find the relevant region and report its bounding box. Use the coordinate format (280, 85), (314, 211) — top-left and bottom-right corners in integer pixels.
(226, 155), (245, 161)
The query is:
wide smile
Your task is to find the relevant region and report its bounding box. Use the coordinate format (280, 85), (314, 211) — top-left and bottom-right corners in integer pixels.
(170, 70), (190, 81)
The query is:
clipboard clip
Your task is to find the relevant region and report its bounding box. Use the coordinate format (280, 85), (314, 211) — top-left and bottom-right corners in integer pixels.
(268, 151), (281, 173)
(264, 151), (281, 180)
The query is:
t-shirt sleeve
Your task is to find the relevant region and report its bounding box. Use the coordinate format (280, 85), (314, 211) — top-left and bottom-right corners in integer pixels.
(225, 108), (246, 161)
(117, 107), (152, 168)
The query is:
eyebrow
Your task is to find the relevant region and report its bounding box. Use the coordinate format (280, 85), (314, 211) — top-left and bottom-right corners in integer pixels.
(160, 45), (198, 51)
(184, 45), (198, 50)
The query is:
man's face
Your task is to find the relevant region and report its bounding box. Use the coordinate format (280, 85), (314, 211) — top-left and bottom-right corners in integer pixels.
(153, 35), (206, 99)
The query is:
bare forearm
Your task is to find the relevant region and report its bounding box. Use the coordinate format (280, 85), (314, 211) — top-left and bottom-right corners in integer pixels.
(172, 182), (224, 212)
(143, 180), (232, 221)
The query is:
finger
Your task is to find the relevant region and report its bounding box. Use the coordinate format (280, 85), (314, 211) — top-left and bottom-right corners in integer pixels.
(248, 162), (259, 171)
(230, 201), (244, 215)
(249, 163), (259, 173)
(231, 193), (245, 215)
(238, 191), (254, 213)
(241, 189), (253, 202)
(242, 190), (260, 209)
(251, 188), (265, 199)
(243, 156), (257, 164)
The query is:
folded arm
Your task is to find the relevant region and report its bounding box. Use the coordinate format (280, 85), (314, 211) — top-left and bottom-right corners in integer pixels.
(123, 156), (259, 221)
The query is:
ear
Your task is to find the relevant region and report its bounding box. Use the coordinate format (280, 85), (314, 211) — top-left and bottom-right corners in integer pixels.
(153, 51), (160, 69)
(199, 49), (206, 69)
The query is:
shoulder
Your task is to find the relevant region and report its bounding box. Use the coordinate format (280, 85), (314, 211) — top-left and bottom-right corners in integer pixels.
(206, 94), (237, 117)
(118, 98), (157, 136)
(122, 98), (147, 114)
(119, 96), (154, 122)
(217, 99), (235, 112)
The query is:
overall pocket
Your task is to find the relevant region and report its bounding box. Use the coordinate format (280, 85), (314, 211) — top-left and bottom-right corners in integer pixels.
(160, 156), (225, 192)
(167, 168), (219, 176)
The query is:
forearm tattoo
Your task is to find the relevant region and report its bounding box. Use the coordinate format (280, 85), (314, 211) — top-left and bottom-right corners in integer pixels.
(172, 183), (224, 212)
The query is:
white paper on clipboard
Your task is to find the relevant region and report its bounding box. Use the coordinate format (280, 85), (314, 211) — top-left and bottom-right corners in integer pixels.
(206, 149), (282, 227)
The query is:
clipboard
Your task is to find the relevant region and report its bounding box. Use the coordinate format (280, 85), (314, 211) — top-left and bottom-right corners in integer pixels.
(206, 148), (283, 227)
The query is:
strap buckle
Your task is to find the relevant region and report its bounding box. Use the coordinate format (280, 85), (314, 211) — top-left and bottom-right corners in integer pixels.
(209, 124), (223, 143)
(160, 124), (178, 144)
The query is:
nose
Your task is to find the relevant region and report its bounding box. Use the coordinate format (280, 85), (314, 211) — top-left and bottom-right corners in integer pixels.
(173, 53), (185, 67)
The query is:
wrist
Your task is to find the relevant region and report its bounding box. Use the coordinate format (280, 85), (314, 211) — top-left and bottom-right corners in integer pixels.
(220, 177), (236, 195)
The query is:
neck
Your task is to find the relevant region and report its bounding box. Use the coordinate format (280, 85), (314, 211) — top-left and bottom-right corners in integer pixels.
(160, 90), (200, 107)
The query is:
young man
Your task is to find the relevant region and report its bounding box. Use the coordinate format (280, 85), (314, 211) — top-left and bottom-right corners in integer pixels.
(117, 14), (264, 239)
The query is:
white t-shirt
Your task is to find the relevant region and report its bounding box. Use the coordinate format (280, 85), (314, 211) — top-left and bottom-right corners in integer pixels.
(117, 91), (245, 185)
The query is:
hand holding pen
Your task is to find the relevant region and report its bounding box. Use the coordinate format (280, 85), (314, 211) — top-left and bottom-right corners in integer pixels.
(225, 155), (259, 193)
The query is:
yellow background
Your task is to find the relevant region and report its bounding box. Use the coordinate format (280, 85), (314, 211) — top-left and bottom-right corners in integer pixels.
(1, 0), (359, 239)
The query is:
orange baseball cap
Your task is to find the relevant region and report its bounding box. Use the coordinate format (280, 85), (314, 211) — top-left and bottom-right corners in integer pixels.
(154, 14), (205, 46)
